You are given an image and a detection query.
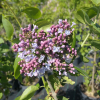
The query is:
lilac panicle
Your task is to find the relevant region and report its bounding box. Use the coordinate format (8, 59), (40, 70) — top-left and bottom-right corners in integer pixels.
(12, 19), (77, 77)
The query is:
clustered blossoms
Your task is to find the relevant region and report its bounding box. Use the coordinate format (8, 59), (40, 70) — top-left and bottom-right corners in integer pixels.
(12, 19), (77, 78)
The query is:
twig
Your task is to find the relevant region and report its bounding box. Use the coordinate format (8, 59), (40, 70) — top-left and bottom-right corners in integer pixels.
(44, 72), (58, 100)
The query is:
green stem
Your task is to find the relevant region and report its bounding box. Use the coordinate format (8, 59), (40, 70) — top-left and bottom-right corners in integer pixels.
(81, 33), (90, 47)
(41, 76), (49, 95)
(44, 72), (58, 100)
(4, 1), (22, 28)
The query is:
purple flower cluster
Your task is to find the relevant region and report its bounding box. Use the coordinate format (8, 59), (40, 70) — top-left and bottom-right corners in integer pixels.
(12, 19), (77, 77)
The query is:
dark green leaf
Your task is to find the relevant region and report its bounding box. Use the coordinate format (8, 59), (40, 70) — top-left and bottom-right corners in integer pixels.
(80, 55), (90, 63)
(90, 23), (100, 36)
(89, 39), (100, 49)
(72, 31), (76, 48)
(97, 90), (100, 96)
(22, 7), (41, 19)
(0, 43), (9, 53)
(17, 74), (22, 83)
(13, 55), (21, 79)
(34, 19), (50, 28)
(20, 85), (39, 100)
(12, 38), (20, 44)
(2, 16), (14, 40)
(74, 66), (89, 78)
(86, 7), (98, 19)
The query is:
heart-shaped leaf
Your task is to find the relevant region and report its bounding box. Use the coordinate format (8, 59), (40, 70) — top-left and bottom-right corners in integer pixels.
(22, 7), (41, 19)
(2, 16), (14, 40)
(20, 85), (39, 100)
(13, 55), (21, 79)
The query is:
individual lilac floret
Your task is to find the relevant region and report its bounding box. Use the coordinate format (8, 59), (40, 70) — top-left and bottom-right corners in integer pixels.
(58, 19), (63, 24)
(53, 46), (61, 53)
(38, 55), (45, 63)
(27, 70), (34, 77)
(65, 30), (71, 36)
(44, 63), (51, 71)
(71, 22), (76, 27)
(58, 28), (63, 33)
(47, 29), (51, 33)
(28, 24), (31, 31)
(18, 51), (26, 59)
(32, 43), (38, 48)
(24, 55), (32, 62)
(32, 24), (38, 33)
(63, 71), (67, 76)
(31, 49), (36, 53)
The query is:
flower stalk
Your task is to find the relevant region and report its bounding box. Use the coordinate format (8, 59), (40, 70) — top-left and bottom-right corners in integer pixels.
(44, 72), (58, 100)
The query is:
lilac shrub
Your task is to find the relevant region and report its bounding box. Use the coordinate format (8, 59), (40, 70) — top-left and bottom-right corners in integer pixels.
(12, 19), (77, 78)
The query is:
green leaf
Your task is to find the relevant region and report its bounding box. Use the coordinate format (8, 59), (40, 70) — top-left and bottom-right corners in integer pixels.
(97, 90), (100, 96)
(76, 9), (91, 25)
(62, 76), (75, 85)
(37, 24), (52, 33)
(12, 38), (20, 44)
(22, 7), (41, 19)
(20, 85), (39, 100)
(34, 19), (50, 28)
(74, 66), (89, 78)
(89, 39), (100, 49)
(0, 38), (4, 44)
(15, 96), (21, 100)
(90, 23), (100, 36)
(0, 43), (9, 53)
(80, 55), (90, 63)
(35, 83), (40, 88)
(13, 55), (21, 79)
(0, 14), (2, 24)
(17, 74), (22, 83)
(91, 0), (100, 5)
(2, 15), (14, 40)
(86, 7), (99, 19)
(76, 34), (81, 41)
(0, 92), (3, 99)
(72, 31), (76, 48)
(62, 97), (68, 100)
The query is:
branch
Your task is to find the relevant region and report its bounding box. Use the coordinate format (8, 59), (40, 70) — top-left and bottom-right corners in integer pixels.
(44, 72), (58, 100)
